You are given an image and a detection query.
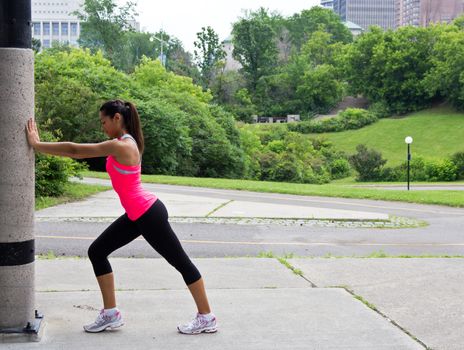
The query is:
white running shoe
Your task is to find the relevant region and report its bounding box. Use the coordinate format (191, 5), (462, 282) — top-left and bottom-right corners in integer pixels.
(177, 312), (218, 335)
(83, 309), (124, 333)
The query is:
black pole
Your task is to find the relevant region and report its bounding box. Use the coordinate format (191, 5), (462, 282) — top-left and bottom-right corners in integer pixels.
(0, 0), (32, 48)
(407, 143), (411, 191)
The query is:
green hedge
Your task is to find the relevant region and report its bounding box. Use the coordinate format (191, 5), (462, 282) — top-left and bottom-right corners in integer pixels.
(350, 144), (462, 182)
(288, 108), (378, 134)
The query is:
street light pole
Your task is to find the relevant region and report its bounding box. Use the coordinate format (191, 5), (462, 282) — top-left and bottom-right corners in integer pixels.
(405, 136), (413, 191)
(0, 0), (44, 342)
(150, 34), (167, 67)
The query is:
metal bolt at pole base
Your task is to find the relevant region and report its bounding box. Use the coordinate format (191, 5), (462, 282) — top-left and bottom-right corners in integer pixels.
(0, 0), (45, 343)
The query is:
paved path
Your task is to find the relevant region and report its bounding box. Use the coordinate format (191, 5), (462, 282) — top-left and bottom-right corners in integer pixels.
(34, 177), (464, 257)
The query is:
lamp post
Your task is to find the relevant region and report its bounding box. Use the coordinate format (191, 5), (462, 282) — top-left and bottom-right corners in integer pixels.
(149, 34), (167, 67)
(405, 136), (413, 191)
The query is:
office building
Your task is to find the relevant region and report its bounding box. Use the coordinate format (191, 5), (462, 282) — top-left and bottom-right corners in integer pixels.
(396, 0), (464, 27)
(32, 0), (84, 49)
(333, 0), (396, 30)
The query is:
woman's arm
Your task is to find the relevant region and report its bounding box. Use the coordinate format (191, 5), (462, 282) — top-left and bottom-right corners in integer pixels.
(33, 140), (120, 159)
(26, 118), (121, 159)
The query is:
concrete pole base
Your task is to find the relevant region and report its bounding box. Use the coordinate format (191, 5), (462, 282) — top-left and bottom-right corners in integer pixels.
(0, 313), (45, 343)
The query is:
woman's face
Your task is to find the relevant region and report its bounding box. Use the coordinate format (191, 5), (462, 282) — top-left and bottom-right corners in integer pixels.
(99, 112), (122, 138)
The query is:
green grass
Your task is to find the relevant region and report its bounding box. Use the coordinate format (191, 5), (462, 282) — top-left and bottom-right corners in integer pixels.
(83, 170), (464, 207)
(35, 182), (111, 210)
(312, 106), (464, 166)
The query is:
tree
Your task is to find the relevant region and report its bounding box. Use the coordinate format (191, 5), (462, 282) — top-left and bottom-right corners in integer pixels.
(424, 24), (464, 110)
(286, 7), (352, 52)
(166, 37), (201, 83)
(74, 0), (137, 70)
(193, 26), (226, 89)
(253, 29), (347, 117)
(231, 8), (280, 91)
(344, 26), (437, 114)
(35, 48), (132, 143)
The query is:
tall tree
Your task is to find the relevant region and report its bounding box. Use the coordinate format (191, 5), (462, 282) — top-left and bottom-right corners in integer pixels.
(231, 8), (281, 91)
(74, 0), (137, 69)
(193, 26), (226, 89)
(286, 7), (352, 52)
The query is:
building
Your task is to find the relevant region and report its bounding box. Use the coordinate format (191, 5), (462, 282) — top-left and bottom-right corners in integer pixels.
(320, 0), (334, 9)
(32, 0), (140, 50)
(344, 20), (364, 36)
(252, 115), (301, 124)
(32, 0), (84, 49)
(222, 35), (242, 72)
(396, 0), (464, 27)
(333, 0), (396, 30)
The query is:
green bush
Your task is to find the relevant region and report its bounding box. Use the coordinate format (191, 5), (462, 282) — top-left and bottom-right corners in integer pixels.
(329, 158), (352, 179)
(238, 126), (347, 184)
(288, 108), (377, 134)
(349, 144), (387, 181)
(35, 129), (88, 197)
(368, 101), (390, 118)
(381, 156), (459, 182)
(339, 108), (378, 130)
(424, 159), (458, 182)
(451, 152), (464, 179)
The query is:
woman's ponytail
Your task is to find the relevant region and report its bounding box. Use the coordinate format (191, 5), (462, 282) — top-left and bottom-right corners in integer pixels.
(123, 101), (144, 155)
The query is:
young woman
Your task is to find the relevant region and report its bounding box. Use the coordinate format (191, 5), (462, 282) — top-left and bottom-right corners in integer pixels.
(26, 99), (217, 335)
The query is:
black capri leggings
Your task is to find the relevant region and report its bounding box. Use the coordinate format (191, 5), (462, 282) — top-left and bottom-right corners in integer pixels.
(87, 199), (201, 285)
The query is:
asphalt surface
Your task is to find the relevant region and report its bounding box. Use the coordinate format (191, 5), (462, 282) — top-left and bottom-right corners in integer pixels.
(35, 179), (464, 258)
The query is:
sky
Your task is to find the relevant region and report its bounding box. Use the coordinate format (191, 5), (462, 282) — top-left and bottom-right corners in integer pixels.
(124, 0), (321, 53)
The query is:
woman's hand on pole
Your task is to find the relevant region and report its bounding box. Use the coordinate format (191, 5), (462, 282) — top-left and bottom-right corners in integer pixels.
(26, 118), (41, 148)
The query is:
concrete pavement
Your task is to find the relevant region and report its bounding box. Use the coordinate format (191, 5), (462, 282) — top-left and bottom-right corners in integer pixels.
(2, 258), (427, 349)
(5, 177), (462, 348)
(289, 258), (464, 350)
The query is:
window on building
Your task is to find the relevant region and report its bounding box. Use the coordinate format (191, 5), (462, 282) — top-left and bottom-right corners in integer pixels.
(43, 22), (50, 35)
(71, 22), (78, 36)
(33, 22), (41, 35)
(43, 39), (50, 48)
(52, 22), (59, 35)
(61, 22), (68, 35)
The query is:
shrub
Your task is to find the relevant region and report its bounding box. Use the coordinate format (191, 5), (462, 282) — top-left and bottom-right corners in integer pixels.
(381, 156), (459, 182)
(368, 101), (390, 118)
(329, 158), (352, 179)
(338, 108), (378, 130)
(424, 159), (457, 182)
(35, 129), (88, 197)
(451, 152), (464, 180)
(288, 108), (377, 134)
(349, 144), (387, 181)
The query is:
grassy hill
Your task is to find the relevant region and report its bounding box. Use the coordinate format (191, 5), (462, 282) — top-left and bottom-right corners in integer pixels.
(312, 107), (464, 166)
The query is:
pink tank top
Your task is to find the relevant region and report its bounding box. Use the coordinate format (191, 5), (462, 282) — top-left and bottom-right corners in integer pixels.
(105, 134), (157, 221)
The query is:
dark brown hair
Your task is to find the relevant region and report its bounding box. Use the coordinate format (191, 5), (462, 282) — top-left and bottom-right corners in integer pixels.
(100, 99), (144, 154)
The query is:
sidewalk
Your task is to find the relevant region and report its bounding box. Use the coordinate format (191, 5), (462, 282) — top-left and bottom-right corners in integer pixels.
(46, 177), (389, 221)
(6, 179), (462, 348)
(1, 257), (437, 349)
